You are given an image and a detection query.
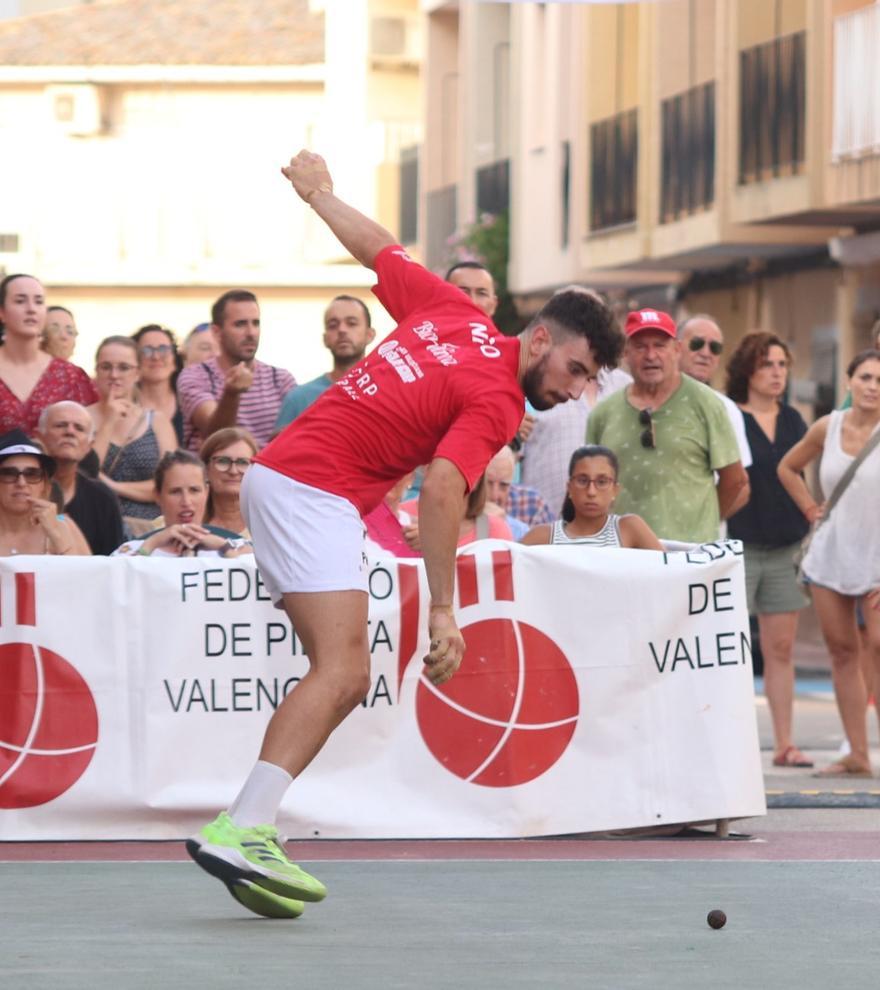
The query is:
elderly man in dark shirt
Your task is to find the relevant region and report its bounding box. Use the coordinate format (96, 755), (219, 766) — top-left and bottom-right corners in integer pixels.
(37, 401), (124, 555)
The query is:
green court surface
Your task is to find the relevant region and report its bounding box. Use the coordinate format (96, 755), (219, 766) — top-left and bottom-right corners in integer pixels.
(2, 859), (878, 990)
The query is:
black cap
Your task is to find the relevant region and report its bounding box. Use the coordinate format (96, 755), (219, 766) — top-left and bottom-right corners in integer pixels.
(0, 429), (57, 477)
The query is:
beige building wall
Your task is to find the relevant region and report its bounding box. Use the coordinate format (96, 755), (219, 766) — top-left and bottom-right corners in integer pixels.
(0, 0), (422, 379)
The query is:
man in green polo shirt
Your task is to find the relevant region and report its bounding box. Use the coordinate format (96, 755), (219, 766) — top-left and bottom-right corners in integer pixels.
(587, 308), (749, 543)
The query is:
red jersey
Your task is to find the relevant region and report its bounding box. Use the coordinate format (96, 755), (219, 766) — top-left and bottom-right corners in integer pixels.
(256, 246), (525, 515)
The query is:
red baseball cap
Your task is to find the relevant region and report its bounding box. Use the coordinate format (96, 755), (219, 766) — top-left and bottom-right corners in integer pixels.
(624, 308), (677, 339)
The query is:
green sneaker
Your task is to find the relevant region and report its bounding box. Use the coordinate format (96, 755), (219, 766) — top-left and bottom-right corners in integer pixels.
(186, 811), (327, 902)
(226, 878), (305, 920)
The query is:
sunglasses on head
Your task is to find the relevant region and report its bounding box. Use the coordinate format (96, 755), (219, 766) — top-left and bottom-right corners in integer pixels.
(688, 336), (723, 356)
(639, 408), (655, 449)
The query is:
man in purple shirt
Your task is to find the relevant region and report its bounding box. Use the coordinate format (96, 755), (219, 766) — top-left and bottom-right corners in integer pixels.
(177, 290), (296, 450)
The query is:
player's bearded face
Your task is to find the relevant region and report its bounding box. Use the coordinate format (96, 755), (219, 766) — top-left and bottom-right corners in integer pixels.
(522, 352), (564, 411)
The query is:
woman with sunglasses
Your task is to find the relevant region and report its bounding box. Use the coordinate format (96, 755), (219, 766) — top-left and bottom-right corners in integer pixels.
(132, 324), (185, 445)
(522, 445), (662, 549)
(88, 335), (177, 528)
(0, 274), (97, 435)
(200, 427), (257, 537)
(0, 430), (90, 556)
(726, 332), (812, 769)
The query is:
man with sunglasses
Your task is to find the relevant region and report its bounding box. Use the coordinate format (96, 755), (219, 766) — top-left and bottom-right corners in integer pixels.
(678, 314), (752, 483)
(587, 308), (749, 544)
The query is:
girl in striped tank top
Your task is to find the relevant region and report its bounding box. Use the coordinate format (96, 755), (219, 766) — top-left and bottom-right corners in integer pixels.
(522, 445), (662, 550)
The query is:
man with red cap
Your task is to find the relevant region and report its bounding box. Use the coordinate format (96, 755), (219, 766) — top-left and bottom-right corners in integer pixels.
(587, 308), (749, 543)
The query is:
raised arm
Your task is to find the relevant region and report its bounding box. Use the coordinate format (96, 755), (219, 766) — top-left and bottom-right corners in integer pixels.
(281, 151), (396, 270)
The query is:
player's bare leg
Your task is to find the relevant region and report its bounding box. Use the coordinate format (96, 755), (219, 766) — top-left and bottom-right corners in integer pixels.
(258, 590), (371, 775)
(187, 590), (369, 912)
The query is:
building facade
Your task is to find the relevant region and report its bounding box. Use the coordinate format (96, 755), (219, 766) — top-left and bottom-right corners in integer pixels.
(418, 0), (880, 413)
(0, 0), (422, 379)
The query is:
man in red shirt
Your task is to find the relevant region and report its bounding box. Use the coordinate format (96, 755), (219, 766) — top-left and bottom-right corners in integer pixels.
(187, 151), (622, 919)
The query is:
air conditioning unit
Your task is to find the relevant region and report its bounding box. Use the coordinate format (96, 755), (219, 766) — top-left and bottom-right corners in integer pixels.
(46, 84), (105, 136)
(369, 15), (421, 65)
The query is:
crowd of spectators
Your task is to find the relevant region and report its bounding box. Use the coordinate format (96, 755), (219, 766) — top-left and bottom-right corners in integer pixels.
(1, 266), (879, 776)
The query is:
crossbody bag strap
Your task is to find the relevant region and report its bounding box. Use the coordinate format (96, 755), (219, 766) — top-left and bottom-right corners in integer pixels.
(816, 424), (880, 531)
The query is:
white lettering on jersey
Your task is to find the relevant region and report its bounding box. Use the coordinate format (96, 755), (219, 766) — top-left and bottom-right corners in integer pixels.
(411, 320), (458, 366)
(427, 342), (458, 367)
(470, 322), (501, 359)
(378, 339), (421, 383)
(412, 320), (438, 344)
(338, 363), (378, 400)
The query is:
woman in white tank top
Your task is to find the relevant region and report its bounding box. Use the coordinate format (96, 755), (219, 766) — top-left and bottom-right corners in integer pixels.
(522, 445), (662, 550)
(778, 349), (880, 778)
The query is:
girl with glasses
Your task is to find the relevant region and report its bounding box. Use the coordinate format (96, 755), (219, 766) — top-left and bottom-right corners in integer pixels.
(522, 445), (662, 549)
(0, 430), (90, 557)
(200, 427), (258, 537)
(88, 335), (177, 530)
(0, 274), (97, 435)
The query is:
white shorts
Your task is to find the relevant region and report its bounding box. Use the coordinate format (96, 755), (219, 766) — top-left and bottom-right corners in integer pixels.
(241, 464), (368, 603)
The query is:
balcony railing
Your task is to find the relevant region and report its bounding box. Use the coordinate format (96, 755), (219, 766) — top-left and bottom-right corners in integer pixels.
(476, 158), (510, 218)
(426, 184), (457, 272)
(660, 82), (715, 223)
(739, 31), (806, 184)
(832, 4), (880, 161)
(589, 109), (638, 231)
(398, 145), (419, 246)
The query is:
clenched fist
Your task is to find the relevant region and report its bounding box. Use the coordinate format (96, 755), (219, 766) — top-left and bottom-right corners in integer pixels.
(281, 150), (334, 205)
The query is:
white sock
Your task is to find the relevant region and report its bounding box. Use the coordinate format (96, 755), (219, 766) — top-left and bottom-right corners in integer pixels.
(228, 760), (293, 827)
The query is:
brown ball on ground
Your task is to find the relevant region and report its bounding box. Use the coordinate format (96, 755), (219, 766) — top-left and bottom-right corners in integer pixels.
(707, 909), (727, 929)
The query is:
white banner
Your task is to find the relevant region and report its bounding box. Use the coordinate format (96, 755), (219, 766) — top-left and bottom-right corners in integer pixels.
(0, 541), (765, 840)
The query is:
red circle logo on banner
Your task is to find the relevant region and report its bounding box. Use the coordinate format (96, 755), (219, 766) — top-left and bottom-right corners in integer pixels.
(0, 642), (99, 809)
(416, 618), (579, 787)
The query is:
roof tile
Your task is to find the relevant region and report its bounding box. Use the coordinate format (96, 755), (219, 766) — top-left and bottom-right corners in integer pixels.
(0, 0), (324, 66)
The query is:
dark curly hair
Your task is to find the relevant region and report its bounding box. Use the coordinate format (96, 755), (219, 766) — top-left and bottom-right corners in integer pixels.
(525, 288), (623, 369)
(725, 332), (792, 404)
